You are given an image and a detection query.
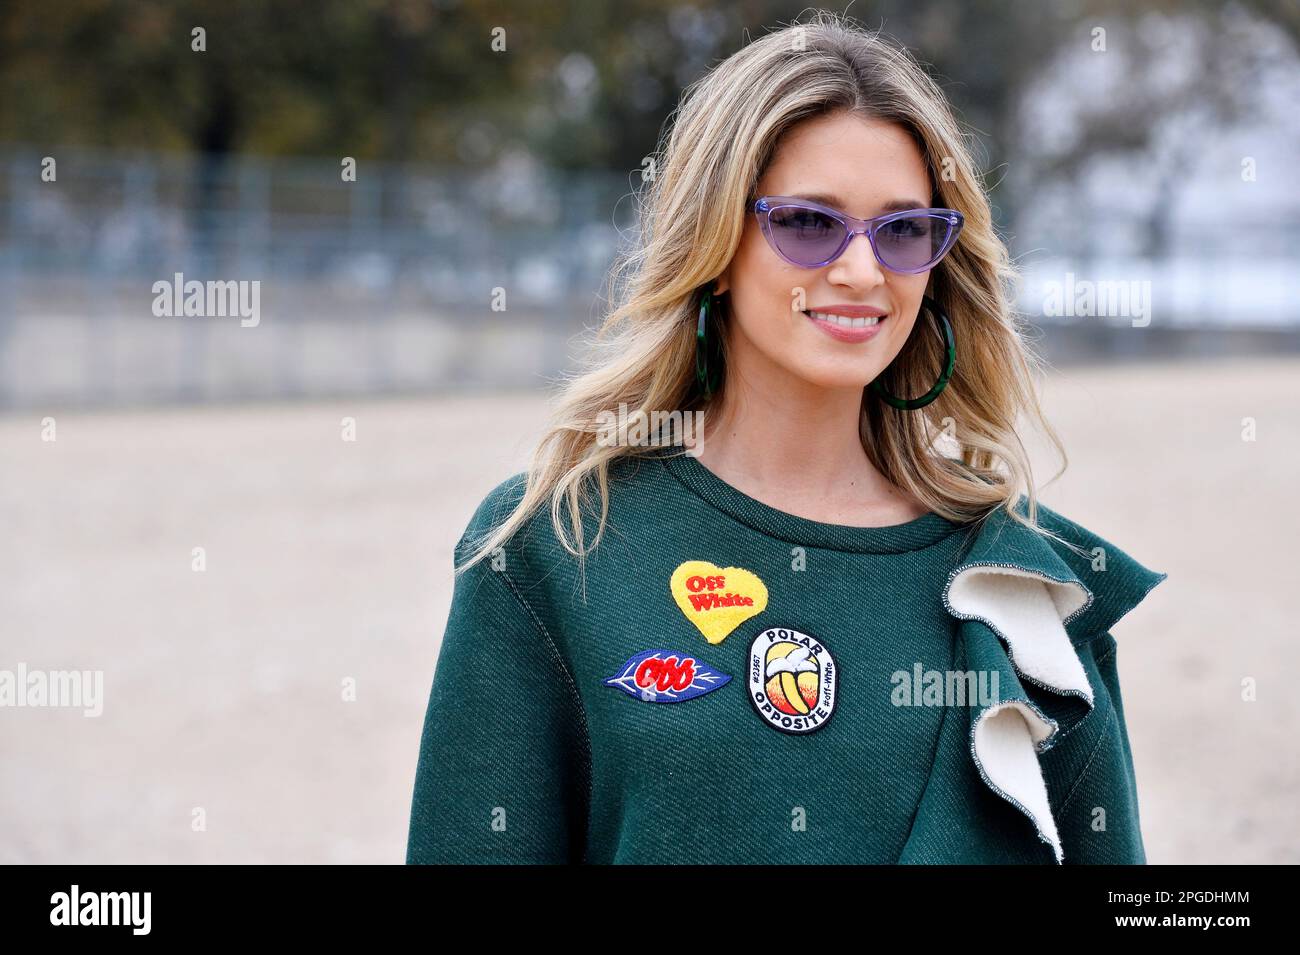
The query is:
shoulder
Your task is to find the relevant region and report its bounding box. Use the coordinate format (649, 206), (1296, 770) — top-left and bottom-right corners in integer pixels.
(951, 491), (1168, 645)
(458, 454), (669, 544)
(452, 470), (534, 567)
(1019, 499), (1169, 643)
(459, 471), (529, 542)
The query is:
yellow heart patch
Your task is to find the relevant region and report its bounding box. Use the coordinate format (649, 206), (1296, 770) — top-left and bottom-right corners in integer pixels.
(670, 560), (769, 645)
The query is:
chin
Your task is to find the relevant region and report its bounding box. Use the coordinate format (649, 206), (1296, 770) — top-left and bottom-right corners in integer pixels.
(786, 362), (886, 392)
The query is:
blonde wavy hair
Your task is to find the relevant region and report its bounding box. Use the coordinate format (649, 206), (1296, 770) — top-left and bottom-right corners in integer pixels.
(456, 9), (1073, 579)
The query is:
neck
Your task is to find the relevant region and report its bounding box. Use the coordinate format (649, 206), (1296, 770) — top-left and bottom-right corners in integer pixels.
(693, 326), (908, 511)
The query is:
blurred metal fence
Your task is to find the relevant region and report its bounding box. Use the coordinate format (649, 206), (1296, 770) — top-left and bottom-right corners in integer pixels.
(1, 145), (1298, 409)
(2, 145), (637, 298)
(0, 146), (636, 407)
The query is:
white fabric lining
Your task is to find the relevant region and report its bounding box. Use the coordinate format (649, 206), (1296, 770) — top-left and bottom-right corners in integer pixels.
(946, 564), (1097, 864)
(970, 702), (1063, 862)
(948, 565), (1093, 704)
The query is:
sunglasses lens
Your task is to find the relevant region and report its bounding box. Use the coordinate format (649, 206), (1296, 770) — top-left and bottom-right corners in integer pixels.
(767, 205), (847, 266)
(875, 214), (955, 271)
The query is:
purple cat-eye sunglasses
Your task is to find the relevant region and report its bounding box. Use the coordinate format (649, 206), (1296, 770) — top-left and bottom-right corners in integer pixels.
(754, 195), (964, 273)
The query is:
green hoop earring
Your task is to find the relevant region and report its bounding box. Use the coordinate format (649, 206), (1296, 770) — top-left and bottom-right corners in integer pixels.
(696, 283), (722, 400)
(870, 294), (956, 410)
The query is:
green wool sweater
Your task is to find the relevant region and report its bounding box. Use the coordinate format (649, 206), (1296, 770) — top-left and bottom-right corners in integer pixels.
(406, 447), (1167, 865)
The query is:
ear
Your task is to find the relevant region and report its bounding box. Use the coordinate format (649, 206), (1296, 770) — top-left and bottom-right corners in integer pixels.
(713, 268), (730, 296)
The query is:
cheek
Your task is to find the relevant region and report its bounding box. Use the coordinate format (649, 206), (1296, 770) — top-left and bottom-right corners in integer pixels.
(731, 244), (803, 318)
(883, 312), (920, 350)
(884, 279), (929, 334)
(737, 233), (789, 288)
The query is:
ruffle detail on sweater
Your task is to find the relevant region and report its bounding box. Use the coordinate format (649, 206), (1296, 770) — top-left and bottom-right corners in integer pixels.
(942, 498), (1168, 864)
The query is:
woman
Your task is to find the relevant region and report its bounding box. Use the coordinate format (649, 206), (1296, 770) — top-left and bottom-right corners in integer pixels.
(406, 12), (1166, 865)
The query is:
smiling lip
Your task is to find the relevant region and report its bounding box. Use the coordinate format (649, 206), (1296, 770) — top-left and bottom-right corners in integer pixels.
(808, 304), (887, 318)
(803, 305), (889, 343)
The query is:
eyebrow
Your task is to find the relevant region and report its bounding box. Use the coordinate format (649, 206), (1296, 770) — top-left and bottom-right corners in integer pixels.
(788, 192), (930, 214)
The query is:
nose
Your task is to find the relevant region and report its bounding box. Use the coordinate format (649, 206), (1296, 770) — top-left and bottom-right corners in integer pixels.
(826, 229), (888, 288)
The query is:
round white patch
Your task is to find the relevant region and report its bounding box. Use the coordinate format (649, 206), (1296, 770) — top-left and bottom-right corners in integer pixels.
(746, 627), (837, 735)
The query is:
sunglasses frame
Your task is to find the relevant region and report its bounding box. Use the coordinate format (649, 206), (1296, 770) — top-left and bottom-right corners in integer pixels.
(753, 195), (965, 273)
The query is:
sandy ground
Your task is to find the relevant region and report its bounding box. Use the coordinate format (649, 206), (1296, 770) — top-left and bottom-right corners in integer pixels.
(1, 356), (1297, 864)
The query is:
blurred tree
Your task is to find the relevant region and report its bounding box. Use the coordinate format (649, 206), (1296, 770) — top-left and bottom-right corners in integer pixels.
(0, 0), (1294, 237)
